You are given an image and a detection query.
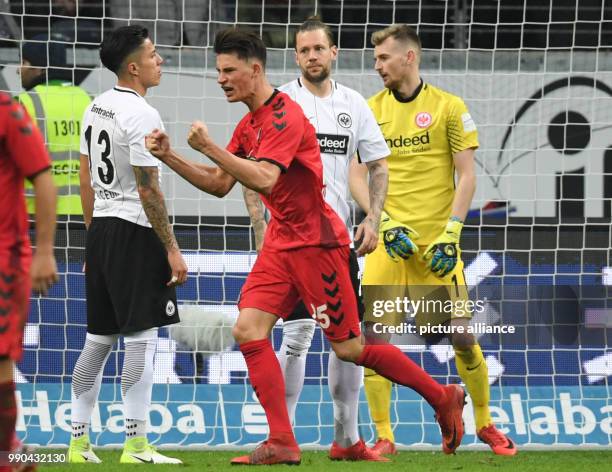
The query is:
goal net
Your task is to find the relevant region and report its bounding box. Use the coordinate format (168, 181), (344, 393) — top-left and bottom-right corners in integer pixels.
(1, 0), (610, 449)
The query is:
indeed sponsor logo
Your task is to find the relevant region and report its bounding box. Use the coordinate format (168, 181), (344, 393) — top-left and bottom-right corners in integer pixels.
(385, 130), (430, 148)
(317, 133), (349, 155)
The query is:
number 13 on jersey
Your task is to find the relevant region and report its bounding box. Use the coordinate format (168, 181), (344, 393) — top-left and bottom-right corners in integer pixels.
(84, 125), (115, 185)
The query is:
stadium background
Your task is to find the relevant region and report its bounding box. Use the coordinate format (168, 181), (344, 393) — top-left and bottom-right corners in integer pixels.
(0, 0), (610, 449)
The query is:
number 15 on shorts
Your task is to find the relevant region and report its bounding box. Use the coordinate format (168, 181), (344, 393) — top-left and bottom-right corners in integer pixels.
(310, 303), (330, 329)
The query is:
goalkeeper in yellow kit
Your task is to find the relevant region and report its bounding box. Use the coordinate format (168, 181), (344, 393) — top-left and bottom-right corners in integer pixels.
(350, 24), (517, 456)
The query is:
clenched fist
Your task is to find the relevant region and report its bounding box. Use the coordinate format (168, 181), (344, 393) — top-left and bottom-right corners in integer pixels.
(145, 128), (171, 161)
(188, 121), (212, 153)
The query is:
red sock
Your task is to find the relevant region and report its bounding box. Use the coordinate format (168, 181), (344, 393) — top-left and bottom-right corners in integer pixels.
(240, 339), (296, 446)
(0, 381), (17, 456)
(356, 344), (446, 408)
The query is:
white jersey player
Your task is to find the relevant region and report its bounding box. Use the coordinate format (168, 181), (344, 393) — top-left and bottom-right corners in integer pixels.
(242, 17), (389, 461)
(82, 86), (163, 226)
(279, 78), (388, 235)
(69, 25), (187, 465)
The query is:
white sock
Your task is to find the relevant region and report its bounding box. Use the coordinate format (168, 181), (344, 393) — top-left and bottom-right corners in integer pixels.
(277, 319), (316, 423)
(121, 328), (157, 439)
(328, 349), (363, 447)
(71, 333), (117, 428)
(125, 418), (147, 440)
(71, 422), (88, 440)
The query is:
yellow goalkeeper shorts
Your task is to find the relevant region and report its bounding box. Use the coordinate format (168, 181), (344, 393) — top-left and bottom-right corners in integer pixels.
(362, 243), (470, 329)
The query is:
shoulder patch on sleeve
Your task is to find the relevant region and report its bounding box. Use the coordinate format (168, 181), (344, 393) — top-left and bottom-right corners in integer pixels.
(461, 112), (476, 132)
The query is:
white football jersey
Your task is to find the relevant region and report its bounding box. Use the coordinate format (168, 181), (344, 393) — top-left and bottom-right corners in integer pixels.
(80, 86), (163, 227)
(279, 79), (389, 236)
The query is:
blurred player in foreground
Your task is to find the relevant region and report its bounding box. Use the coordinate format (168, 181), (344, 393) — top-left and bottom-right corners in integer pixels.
(0, 92), (57, 472)
(69, 25), (187, 465)
(146, 27), (465, 465)
(242, 17), (389, 461)
(354, 24), (516, 456)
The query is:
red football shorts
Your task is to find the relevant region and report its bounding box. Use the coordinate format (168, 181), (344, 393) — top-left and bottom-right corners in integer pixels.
(238, 245), (361, 342)
(0, 252), (32, 361)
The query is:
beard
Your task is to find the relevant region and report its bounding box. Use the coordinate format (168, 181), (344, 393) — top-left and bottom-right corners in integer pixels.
(302, 65), (331, 84)
(381, 75), (400, 91)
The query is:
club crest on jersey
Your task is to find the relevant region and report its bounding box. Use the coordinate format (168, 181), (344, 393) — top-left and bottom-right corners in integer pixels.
(337, 113), (352, 128)
(166, 300), (176, 317)
(415, 112), (432, 128)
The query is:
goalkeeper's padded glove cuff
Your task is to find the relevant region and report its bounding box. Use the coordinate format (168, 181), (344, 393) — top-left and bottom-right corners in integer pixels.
(445, 217), (464, 243)
(379, 210), (391, 233)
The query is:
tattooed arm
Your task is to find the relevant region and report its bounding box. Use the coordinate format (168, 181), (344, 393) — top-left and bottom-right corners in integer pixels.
(242, 186), (267, 252)
(363, 158), (388, 224)
(133, 165), (188, 286)
(349, 157), (389, 255)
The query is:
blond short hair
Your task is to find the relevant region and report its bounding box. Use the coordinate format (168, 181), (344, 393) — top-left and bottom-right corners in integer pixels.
(371, 24), (422, 53)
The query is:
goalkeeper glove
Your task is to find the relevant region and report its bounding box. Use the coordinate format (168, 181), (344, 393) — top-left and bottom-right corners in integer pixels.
(423, 217), (463, 277)
(379, 210), (420, 262)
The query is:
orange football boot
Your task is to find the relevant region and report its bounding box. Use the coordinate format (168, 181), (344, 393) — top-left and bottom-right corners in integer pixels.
(478, 424), (517, 456)
(330, 439), (389, 461)
(435, 384), (466, 454)
(371, 438), (398, 456)
(230, 440), (301, 465)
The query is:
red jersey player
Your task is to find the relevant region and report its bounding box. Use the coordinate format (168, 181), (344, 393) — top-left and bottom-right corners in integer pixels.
(0, 92), (57, 471)
(146, 28), (466, 464)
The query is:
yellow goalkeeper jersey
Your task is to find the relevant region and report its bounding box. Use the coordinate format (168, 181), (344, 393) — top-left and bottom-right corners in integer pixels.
(368, 81), (479, 245)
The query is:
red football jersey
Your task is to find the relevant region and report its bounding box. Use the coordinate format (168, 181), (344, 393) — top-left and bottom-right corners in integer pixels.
(0, 92), (51, 253)
(227, 90), (349, 251)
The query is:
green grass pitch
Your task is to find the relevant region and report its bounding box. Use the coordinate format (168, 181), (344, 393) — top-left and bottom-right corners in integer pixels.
(37, 449), (612, 471)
